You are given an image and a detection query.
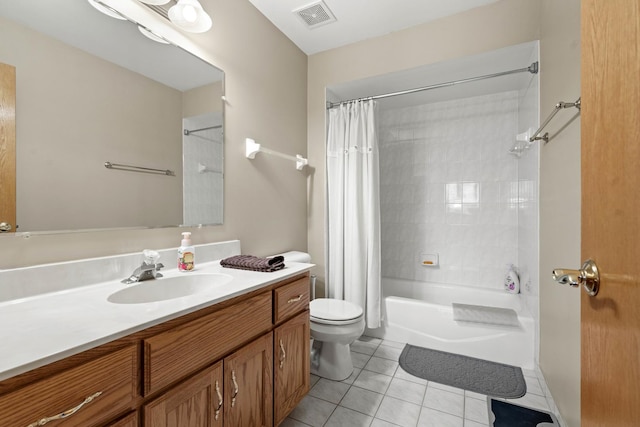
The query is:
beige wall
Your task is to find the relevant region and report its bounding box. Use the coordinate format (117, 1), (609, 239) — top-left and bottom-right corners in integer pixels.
(539, 1), (581, 426)
(0, 0), (308, 268)
(307, 0), (541, 296)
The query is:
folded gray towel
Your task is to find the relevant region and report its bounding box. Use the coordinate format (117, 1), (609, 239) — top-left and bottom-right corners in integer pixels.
(220, 255), (285, 272)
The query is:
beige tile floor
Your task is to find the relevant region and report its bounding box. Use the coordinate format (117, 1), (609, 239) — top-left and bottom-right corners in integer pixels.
(281, 336), (557, 427)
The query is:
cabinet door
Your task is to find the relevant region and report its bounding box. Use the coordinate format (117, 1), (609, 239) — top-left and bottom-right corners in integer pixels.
(224, 333), (273, 427)
(274, 311), (310, 425)
(108, 412), (138, 427)
(144, 361), (224, 427)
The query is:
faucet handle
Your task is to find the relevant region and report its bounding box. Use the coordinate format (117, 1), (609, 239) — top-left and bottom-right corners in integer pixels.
(143, 249), (161, 265)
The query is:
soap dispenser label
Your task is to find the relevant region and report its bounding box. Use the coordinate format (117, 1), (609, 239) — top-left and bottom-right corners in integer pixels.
(178, 252), (194, 271)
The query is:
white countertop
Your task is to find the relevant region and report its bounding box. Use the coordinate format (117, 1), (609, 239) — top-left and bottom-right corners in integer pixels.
(0, 260), (313, 382)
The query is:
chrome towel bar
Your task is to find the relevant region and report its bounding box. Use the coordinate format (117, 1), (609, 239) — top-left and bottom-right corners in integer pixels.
(104, 161), (175, 176)
(531, 97), (581, 144)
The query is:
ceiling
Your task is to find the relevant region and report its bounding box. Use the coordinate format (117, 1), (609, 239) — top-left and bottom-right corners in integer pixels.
(247, 0), (500, 55)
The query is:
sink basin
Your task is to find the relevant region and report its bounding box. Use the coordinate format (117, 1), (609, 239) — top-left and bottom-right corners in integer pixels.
(108, 273), (233, 304)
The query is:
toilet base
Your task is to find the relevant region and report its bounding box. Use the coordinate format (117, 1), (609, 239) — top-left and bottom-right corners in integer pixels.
(310, 340), (354, 381)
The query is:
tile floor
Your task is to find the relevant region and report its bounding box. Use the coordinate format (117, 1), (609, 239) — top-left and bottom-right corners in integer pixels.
(281, 336), (557, 427)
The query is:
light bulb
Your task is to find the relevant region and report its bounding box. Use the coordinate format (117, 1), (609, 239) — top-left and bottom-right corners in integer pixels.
(168, 0), (212, 33)
(182, 5), (198, 22)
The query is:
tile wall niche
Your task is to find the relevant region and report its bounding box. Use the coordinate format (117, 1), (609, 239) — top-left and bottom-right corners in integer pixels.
(379, 91), (523, 291)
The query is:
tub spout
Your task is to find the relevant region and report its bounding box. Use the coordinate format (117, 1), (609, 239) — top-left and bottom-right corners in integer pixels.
(552, 269), (580, 287)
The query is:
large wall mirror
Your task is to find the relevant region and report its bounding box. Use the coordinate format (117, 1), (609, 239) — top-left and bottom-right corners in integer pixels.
(0, 0), (224, 234)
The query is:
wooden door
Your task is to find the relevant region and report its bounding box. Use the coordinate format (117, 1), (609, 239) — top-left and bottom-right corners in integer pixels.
(224, 333), (273, 427)
(144, 362), (224, 427)
(274, 311), (310, 426)
(0, 62), (16, 233)
(581, 0), (640, 425)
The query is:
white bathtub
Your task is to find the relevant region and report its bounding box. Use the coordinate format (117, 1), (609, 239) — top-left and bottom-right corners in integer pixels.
(366, 278), (535, 370)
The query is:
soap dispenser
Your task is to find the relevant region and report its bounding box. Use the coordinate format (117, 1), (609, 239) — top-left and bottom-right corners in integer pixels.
(178, 232), (195, 272)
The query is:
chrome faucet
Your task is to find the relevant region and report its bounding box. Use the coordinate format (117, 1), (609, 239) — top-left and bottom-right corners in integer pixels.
(122, 250), (164, 284)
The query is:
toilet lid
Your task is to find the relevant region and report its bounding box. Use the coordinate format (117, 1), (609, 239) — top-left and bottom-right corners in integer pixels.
(310, 298), (363, 323)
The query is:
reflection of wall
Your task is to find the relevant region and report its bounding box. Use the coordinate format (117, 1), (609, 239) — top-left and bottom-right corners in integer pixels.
(0, 17), (183, 231)
(183, 82), (223, 118)
(379, 92), (519, 289)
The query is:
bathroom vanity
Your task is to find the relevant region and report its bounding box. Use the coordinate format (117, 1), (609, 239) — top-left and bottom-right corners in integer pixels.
(0, 242), (312, 427)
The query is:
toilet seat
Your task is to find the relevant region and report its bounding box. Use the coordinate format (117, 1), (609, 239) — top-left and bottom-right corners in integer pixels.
(310, 298), (363, 325)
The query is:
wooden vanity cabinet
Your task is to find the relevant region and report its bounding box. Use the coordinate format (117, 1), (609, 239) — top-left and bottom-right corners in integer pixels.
(144, 361), (224, 427)
(274, 311), (310, 426)
(0, 273), (310, 427)
(224, 332), (274, 427)
(0, 345), (138, 427)
(143, 292), (272, 396)
(109, 412), (139, 427)
(273, 277), (311, 425)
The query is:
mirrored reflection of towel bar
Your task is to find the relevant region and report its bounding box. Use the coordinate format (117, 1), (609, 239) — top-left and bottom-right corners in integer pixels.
(104, 161), (175, 176)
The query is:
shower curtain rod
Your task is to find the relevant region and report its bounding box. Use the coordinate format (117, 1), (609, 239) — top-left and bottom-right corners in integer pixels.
(326, 61), (539, 109)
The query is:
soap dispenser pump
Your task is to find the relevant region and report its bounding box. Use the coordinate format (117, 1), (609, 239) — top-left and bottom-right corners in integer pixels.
(178, 232), (195, 272)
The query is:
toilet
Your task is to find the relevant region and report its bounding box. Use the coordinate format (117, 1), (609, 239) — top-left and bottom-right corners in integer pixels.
(277, 251), (366, 381)
(309, 298), (365, 380)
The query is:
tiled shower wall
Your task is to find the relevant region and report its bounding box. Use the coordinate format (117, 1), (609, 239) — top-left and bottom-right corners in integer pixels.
(183, 112), (224, 226)
(379, 91), (523, 291)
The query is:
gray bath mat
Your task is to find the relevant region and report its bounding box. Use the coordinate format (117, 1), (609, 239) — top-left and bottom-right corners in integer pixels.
(399, 344), (526, 398)
(452, 303), (519, 327)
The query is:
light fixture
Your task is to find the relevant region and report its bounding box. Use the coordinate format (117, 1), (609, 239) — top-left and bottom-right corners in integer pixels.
(168, 0), (212, 33)
(87, 0), (126, 20)
(137, 25), (170, 44)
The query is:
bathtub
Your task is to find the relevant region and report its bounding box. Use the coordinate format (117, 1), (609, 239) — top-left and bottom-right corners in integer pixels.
(366, 278), (535, 370)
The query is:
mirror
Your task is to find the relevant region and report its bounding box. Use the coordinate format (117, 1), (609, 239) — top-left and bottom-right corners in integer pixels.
(0, 0), (224, 233)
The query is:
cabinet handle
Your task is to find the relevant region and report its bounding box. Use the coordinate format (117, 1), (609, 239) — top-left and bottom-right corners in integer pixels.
(231, 370), (239, 408)
(287, 294), (303, 304)
(279, 339), (287, 369)
(27, 391), (103, 427)
(214, 380), (223, 420)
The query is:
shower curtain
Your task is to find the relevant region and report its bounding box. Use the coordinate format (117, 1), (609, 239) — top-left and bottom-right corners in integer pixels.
(326, 99), (381, 328)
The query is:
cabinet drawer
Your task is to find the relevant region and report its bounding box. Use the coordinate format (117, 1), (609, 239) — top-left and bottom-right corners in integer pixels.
(0, 345), (138, 427)
(144, 291), (272, 395)
(274, 277), (310, 324)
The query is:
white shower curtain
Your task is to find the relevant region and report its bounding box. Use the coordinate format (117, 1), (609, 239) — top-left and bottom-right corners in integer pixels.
(326, 99), (381, 328)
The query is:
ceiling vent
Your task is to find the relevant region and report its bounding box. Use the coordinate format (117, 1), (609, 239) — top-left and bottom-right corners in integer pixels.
(293, 1), (336, 29)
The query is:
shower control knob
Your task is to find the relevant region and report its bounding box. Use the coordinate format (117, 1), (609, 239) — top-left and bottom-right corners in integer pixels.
(552, 259), (600, 297)
(0, 222), (12, 232)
